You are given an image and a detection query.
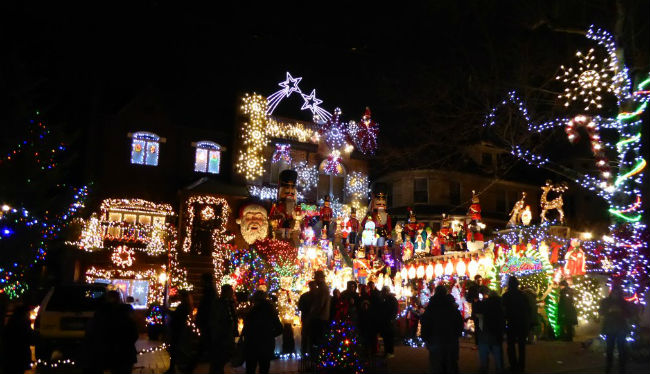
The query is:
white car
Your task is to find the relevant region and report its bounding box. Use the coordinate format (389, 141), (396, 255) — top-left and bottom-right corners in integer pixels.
(34, 283), (109, 361)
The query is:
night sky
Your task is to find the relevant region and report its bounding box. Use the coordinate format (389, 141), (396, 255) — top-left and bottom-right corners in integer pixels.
(1, 1), (648, 174)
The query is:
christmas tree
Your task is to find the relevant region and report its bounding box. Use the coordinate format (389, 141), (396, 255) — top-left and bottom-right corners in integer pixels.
(0, 111), (88, 299)
(317, 319), (365, 374)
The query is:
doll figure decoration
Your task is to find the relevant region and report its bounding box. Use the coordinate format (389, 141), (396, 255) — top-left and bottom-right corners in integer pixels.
(362, 183), (392, 247)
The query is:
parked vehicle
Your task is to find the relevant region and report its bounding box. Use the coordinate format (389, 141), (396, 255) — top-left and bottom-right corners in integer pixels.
(34, 283), (109, 361)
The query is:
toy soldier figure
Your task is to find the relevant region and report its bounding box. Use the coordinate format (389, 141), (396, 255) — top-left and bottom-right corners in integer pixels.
(270, 169), (298, 239)
(320, 195), (334, 236)
(346, 207), (360, 246)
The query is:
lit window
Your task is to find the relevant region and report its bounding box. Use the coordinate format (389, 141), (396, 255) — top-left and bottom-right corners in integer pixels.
(130, 132), (161, 166)
(194, 141), (222, 174)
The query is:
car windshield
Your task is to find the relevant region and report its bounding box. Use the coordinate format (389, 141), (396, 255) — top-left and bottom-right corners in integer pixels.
(46, 286), (107, 312)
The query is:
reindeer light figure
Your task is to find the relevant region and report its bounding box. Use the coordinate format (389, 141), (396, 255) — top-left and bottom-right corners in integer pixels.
(508, 192), (527, 226)
(540, 180), (568, 224)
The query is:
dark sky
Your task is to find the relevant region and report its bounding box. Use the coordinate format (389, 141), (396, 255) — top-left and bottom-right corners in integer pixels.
(1, 1), (648, 155)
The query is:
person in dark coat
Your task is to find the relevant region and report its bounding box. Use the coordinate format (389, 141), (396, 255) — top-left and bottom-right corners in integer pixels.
(242, 290), (283, 374)
(195, 273), (217, 365)
(166, 291), (193, 374)
(502, 276), (530, 374)
(84, 290), (138, 374)
(209, 285), (238, 374)
(599, 285), (633, 374)
(340, 281), (360, 323)
(298, 281), (317, 357)
(1, 304), (34, 374)
(557, 280), (578, 342)
(473, 290), (505, 374)
(420, 285), (463, 374)
(378, 286), (398, 358)
(309, 271), (331, 355)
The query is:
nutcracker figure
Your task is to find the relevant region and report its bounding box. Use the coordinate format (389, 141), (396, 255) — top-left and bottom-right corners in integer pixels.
(320, 195), (334, 236)
(270, 169), (298, 239)
(346, 207), (360, 246)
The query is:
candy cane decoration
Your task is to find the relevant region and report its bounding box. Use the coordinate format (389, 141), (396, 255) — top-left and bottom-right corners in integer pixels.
(565, 115), (611, 180)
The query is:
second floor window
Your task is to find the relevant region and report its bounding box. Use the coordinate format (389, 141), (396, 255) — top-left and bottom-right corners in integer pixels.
(130, 132), (160, 166)
(194, 141), (222, 174)
(413, 177), (428, 204)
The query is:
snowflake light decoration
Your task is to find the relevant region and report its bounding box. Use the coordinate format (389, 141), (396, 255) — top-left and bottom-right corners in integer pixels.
(323, 108), (348, 149)
(345, 171), (370, 200)
(295, 161), (318, 193)
(556, 48), (623, 111)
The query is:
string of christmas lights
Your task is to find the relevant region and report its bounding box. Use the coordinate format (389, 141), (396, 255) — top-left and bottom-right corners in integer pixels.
(484, 25), (649, 302)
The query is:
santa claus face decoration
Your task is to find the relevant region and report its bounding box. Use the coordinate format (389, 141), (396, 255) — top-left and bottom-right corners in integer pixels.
(237, 204), (269, 244)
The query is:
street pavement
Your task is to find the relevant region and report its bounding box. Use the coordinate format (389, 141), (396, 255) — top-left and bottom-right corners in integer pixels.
(28, 332), (647, 373)
(131, 335), (647, 374)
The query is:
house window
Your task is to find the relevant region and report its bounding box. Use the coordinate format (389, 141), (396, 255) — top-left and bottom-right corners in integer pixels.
(193, 141), (222, 174)
(482, 152), (492, 166)
(413, 178), (428, 204)
(130, 132), (161, 166)
(449, 181), (460, 205)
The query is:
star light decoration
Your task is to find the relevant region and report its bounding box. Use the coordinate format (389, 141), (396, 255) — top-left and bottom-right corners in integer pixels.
(266, 72), (332, 121)
(557, 48), (623, 111)
(485, 25), (649, 302)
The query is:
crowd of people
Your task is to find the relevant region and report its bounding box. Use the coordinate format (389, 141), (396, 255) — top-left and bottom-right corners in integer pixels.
(0, 274), (640, 374)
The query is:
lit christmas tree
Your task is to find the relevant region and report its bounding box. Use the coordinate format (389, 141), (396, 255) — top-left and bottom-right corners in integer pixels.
(317, 319), (365, 374)
(0, 111), (88, 299)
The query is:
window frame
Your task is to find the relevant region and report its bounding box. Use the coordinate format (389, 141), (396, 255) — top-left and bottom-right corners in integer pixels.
(193, 141), (223, 174)
(129, 132), (163, 166)
(413, 177), (429, 204)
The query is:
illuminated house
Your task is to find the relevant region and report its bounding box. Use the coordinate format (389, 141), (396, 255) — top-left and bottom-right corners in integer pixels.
(73, 198), (191, 308)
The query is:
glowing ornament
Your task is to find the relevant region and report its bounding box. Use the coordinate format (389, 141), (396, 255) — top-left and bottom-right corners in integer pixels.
(468, 259), (478, 279)
(408, 265), (416, 279)
(434, 262), (444, 278)
(416, 264), (425, 279)
(456, 260), (466, 277)
(444, 261), (454, 276)
(425, 263), (434, 280)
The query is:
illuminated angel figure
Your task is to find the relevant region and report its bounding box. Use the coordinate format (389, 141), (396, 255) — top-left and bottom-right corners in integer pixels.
(507, 192), (526, 226)
(556, 48), (623, 111)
